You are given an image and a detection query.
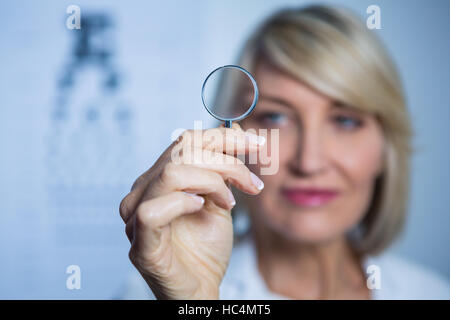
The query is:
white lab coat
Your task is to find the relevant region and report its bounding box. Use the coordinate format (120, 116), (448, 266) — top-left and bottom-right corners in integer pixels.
(119, 235), (450, 300)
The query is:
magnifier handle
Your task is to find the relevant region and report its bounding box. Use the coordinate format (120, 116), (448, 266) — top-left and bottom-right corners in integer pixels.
(224, 120), (232, 128)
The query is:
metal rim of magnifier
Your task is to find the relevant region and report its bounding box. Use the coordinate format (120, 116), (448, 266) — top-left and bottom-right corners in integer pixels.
(201, 65), (259, 127)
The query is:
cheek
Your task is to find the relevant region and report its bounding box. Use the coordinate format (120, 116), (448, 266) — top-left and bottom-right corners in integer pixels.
(330, 126), (384, 186)
(321, 125), (384, 233)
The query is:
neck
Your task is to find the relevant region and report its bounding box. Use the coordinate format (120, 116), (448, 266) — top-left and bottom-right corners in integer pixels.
(250, 222), (368, 299)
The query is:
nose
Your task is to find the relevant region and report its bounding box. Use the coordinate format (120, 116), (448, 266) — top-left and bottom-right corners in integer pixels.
(290, 125), (327, 176)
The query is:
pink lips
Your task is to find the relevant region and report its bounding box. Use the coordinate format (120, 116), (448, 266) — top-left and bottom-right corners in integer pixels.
(282, 188), (338, 207)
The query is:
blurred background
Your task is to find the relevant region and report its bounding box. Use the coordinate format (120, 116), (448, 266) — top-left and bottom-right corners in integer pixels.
(0, 0), (449, 299)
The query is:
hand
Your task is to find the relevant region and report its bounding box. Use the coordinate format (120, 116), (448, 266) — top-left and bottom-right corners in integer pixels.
(119, 124), (265, 299)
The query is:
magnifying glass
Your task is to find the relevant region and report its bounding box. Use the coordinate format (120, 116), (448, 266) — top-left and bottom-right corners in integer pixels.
(201, 65), (259, 128)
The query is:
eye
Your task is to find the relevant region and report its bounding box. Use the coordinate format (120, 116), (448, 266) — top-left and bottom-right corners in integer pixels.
(255, 111), (288, 127)
(332, 114), (363, 130)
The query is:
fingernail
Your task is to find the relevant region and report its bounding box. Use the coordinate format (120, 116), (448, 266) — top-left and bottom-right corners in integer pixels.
(228, 188), (236, 206)
(245, 132), (266, 146)
(250, 172), (264, 190)
(184, 192), (205, 204)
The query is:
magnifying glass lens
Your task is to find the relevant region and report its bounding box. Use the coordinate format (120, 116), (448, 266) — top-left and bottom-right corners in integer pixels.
(202, 65), (258, 126)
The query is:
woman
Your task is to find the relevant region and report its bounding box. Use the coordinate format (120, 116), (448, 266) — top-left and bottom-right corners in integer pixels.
(118, 5), (450, 299)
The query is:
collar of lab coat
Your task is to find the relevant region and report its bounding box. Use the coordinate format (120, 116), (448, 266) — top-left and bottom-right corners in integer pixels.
(219, 234), (390, 300)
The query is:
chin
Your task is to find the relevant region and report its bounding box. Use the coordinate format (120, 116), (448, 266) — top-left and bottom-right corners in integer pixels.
(264, 207), (354, 245)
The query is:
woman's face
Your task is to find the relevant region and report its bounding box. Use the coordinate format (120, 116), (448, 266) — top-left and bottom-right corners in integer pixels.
(241, 61), (384, 244)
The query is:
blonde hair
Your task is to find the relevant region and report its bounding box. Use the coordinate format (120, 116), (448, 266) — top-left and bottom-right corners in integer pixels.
(230, 5), (412, 255)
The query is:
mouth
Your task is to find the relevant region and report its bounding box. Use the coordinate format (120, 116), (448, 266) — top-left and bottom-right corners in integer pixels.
(281, 188), (339, 207)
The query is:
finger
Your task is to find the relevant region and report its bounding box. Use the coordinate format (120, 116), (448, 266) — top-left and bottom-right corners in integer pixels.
(219, 122), (241, 129)
(120, 190), (144, 223)
(219, 122), (247, 132)
(178, 126), (265, 156)
(132, 191), (205, 249)
(155, 163), (236, 210)
(178, 148), (264, 194)
(125, 217), (134, 243)
(120, 139), (182, 223)
(119, 124), (262, 223)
